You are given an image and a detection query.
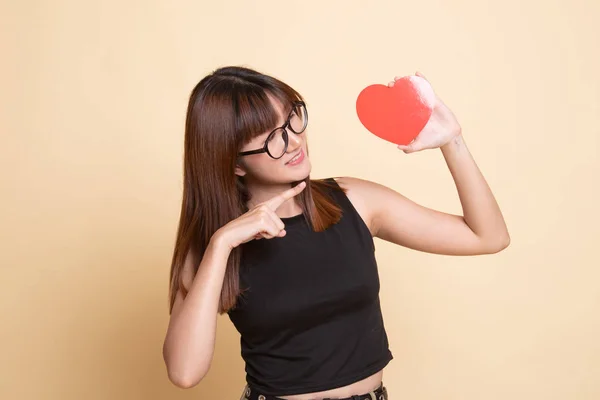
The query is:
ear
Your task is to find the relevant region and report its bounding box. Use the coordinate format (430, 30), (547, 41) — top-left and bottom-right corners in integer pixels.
(235, 160), (247, 177)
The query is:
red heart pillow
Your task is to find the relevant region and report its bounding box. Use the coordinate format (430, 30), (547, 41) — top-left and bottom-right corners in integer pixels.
(356, 75), (435, 145)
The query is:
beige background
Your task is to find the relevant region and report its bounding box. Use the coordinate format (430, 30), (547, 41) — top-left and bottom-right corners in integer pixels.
(2, 0), (599, 399)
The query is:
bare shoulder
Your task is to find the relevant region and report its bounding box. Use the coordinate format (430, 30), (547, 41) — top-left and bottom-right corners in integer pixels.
(332, 176), (380, 236)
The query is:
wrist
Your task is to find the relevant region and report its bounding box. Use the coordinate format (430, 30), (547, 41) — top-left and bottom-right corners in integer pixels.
(441, 132), (464, 152)
(210, 229), (234, 254)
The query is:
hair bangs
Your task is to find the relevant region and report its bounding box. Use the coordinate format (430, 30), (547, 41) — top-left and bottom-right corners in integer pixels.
(233, 86), (297, 145)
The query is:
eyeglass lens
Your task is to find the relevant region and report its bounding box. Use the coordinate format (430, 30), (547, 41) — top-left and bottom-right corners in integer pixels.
(267, 103), (307, 158)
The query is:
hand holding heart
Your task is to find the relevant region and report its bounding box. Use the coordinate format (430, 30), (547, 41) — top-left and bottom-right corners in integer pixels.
(356, 71), (462, 154)
(393, 72), (462, 154)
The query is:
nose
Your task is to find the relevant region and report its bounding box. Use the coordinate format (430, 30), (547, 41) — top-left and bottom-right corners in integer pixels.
(286, 129), (302, 152)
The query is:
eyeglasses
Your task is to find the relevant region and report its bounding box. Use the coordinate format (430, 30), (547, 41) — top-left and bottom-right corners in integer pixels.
(238, 101), (308, 160)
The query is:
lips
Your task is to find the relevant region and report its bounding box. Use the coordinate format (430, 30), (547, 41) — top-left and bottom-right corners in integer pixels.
(286, 149), (304, 165)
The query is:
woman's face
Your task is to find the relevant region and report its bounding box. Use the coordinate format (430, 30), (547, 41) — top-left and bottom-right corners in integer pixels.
(235, 94), (311, 185)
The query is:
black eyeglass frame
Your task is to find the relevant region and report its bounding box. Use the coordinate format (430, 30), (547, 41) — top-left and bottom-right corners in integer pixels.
(238, 101), (307, 159)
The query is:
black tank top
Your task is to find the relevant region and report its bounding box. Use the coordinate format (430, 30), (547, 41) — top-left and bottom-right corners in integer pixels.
(227, 177), (393, 396)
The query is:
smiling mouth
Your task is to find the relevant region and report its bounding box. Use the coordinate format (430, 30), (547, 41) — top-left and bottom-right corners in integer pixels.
(286, 149), (304, 165)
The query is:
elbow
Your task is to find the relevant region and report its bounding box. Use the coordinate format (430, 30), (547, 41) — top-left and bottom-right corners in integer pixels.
(167, 368), (207, 389)
(498, 231), (511, 251)
(164, 348), (209, 389)
(169, 375), (199, 389)
(486, 232), (511, 254)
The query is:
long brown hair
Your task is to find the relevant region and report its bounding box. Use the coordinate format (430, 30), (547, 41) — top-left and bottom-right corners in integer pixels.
(168, 66), (346, 315)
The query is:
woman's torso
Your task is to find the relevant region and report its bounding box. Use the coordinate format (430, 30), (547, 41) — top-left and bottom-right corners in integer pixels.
(230, 177), (391, 398)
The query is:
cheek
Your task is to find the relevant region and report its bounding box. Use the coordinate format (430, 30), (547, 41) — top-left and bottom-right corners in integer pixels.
(246, 154), (282, 174)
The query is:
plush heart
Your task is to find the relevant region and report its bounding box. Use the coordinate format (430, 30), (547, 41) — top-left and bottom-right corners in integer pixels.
(356, 75), (435, 145)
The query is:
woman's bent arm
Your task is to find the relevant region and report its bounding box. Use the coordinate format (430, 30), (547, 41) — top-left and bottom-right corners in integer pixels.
(162, 182), (307, 387)
(162, 234), (231, 388)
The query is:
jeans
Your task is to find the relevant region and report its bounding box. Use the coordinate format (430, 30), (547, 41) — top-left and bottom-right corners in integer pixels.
(240, 381), (388, 400)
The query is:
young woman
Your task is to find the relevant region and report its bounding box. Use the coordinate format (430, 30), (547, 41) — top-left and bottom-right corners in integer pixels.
(162, 66), (510, 400)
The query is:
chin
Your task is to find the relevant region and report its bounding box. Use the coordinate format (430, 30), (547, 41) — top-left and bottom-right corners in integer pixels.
(288, 160), (311, 181)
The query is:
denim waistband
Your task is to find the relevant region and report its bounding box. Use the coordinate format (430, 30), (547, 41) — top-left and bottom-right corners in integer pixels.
(240, 382), (388, 400)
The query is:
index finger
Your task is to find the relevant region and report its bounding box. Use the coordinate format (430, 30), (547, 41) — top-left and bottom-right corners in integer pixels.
(265, 181), (307, 210)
